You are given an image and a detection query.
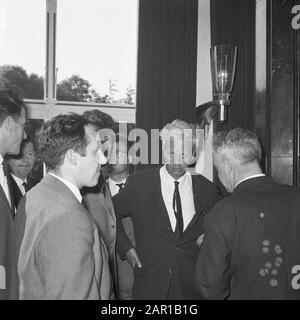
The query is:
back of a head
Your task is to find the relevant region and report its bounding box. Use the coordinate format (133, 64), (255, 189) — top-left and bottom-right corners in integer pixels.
(213, 127), (261, 166)
(36, 113), (89, 171)
(0, 88), (25, 127)
(82, 109), (115, 131)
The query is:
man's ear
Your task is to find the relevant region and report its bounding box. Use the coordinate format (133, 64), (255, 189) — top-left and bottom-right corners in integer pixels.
(223, 156), (233, 175)
(3, 116), (14, 134)
(65, 149), (80, 166)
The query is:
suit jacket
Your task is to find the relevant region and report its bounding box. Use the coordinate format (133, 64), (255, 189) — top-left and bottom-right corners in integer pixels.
(195, 176), (300, 300)
(114, 167), (222, 300)
(16, 174), (111, 300)
(0, 167), (18, 299)
(10, 176), (34, 211)
(82, 183), (118, 299)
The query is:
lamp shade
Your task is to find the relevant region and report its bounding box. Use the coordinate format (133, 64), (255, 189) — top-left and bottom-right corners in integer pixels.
(210, 44), (237, 98)
(210, 44), (237, 122)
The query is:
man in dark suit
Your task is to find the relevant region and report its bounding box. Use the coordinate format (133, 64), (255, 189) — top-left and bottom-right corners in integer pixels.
(0, 89), (27, 300)
(114, 119), (222, 299)
(6, 137), (35, 210)
(195, 128), (300, 300)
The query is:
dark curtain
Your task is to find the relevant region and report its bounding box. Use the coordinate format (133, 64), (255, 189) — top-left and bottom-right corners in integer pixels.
(135, 0), (198, 169)
(210, 0), (256, 189)
(210, 0), (256, 132)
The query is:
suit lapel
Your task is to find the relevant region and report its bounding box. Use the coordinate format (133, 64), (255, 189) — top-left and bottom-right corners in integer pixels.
(151, 167), (175, 238)
(103, 183), (116, 223)
(0, 183), (11, 212)
(182, 175), (203, 235)
(9, 175), (22, 209)
(0, 162), (15, 216)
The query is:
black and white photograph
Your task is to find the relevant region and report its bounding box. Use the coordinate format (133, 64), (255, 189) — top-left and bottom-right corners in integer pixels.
(0, 0), (299, 308)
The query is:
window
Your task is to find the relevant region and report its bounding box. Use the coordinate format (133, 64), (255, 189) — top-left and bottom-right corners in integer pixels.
(0, 0), (138, 123)
(0, 0), (45, 100)
(56, 0), (138, 105)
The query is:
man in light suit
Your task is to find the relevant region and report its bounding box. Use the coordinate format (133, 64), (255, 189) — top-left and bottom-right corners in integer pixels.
(81, 109), (119, 299)
(0, 88), (27, 300)
(114, 119), (222, 299)
(16, 113), (110, 299)
(195, 128), (300, 299)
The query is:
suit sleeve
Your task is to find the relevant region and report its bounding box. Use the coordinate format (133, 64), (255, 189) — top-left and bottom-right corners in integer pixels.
(195, 211), (232, 300)
(37, 212), (101, 300)
(113, 175), (135, 259)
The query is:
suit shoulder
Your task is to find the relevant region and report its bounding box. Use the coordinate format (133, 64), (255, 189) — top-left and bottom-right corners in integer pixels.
(131, 167), (157, 178)
(126, 167), (158, 184)
(193, 173), (215, 185)
(27, 185), (93, 227)
(192, 174), (220, 192)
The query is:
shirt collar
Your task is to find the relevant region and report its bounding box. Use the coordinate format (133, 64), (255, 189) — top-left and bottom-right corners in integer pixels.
(108, 177), (127, 185)
(10, 173), (26, 187)
(235, 173), (266, 189)
(0, 153), (3, 166)
(49, 172), (82, 203)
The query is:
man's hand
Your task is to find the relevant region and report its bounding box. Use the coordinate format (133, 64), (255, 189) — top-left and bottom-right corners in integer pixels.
(126, 248), (142, 268)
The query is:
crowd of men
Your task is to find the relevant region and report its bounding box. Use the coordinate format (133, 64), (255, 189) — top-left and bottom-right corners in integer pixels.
(0, 88), (299, 300)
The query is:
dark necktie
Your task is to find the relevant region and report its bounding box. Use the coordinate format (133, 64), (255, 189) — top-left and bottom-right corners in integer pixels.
(173, 181), (183, 236)
(22, 181), (29, 192)
(116, 183), (124, 193)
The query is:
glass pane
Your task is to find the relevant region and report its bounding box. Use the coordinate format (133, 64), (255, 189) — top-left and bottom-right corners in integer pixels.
(0, 0), (45, 100)
(56, 0), (138, 105)
(255, 0), (267, 172)
(270, 0), (294, 185)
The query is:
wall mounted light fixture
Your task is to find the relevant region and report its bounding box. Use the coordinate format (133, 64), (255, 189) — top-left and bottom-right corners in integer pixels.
(196, 44), (238, 127)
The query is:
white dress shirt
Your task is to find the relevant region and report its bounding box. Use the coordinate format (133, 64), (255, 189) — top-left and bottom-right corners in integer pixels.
(10, 173), (27, 196)
(108, 177), (127, 197)
(160, 165), (196, 232)
(49, 172), (82, 203)
(0, 154), (11, 207)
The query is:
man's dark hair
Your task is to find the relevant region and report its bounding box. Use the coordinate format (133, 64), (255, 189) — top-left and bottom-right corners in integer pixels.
(36, 113), (89, 170)
(82, 109), (115, 131)
(0, 88), (25, 127)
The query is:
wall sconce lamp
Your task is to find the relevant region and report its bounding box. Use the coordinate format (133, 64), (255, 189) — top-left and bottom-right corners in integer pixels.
(196, 44), (238, 127)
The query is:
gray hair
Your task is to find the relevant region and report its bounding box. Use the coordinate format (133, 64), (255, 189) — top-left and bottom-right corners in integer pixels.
(213, 128), (261, 165)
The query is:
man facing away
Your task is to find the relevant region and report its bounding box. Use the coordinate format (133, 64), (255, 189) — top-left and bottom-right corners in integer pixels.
(0, 88), (26, 300)
(114, 119), (222, 299)
(195, 128), (300, 300)
(16, 113), (110, 299)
